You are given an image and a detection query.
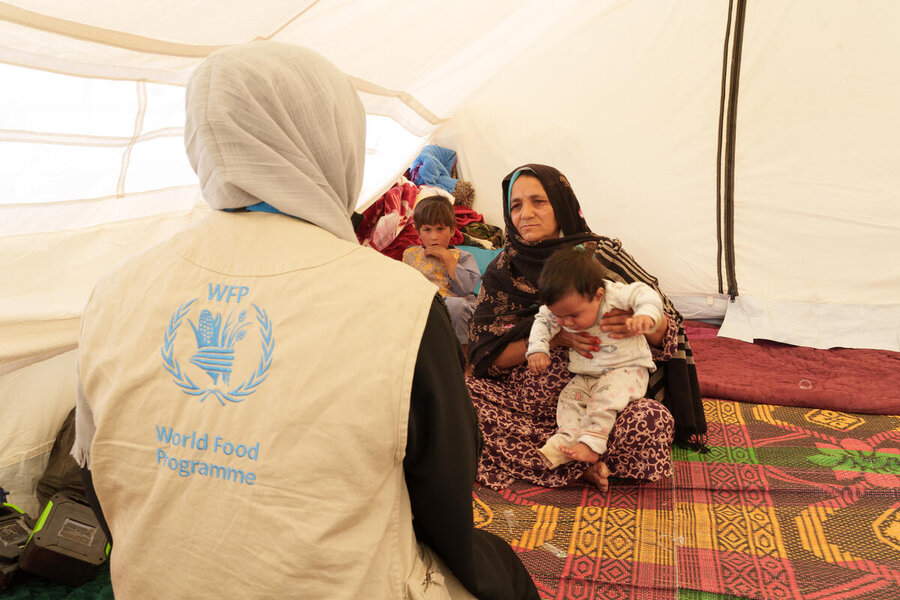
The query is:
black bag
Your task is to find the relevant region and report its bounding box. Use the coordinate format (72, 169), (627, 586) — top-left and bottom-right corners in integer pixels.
(36, 408), (84, 507)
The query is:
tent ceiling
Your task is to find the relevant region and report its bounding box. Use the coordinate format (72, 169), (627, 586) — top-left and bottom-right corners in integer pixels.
(0, 0), (606, 222)
(0, 0), (593, 119)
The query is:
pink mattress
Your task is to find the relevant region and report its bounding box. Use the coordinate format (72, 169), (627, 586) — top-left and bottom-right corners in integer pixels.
(685, 320), (900, 414)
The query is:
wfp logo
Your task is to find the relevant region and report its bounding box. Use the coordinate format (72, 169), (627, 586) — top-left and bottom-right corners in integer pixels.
(189, 309), (249, 385)
(161, 285), (274, 405)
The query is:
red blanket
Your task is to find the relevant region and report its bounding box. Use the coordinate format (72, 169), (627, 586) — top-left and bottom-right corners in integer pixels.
(356, 182), (465, 260)
(686, 320), (900, 414)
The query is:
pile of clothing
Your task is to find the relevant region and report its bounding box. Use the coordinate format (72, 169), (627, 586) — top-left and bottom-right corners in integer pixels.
(355, 145), (503, 259)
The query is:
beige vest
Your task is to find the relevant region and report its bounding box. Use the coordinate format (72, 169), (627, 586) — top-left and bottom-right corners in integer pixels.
(79, 211), (467, 599)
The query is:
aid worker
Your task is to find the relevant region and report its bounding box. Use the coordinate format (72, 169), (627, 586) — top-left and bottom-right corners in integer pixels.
(73, 41), (538, 600)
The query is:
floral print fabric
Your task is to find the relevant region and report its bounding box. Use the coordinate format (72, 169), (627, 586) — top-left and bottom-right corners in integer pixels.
(468, 346), (674, 490)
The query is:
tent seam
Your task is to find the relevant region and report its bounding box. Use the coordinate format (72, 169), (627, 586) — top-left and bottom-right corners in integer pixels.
(116, 80), (147, 198)
(715, 0), (735, 296)
(722, 0), (747, 300)
(0, 127), (182, 147)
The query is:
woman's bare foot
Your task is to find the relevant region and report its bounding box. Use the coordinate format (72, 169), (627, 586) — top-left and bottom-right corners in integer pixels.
(581, 461), (611, 492)
(560, 442), (600, 463)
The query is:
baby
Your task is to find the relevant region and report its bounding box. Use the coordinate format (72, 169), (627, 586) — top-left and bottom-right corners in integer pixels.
(526, 246), (663, 469)
(402, 195), (481, 348)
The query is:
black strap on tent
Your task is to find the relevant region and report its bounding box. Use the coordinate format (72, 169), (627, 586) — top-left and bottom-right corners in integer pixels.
(716, 0), (747, 299)
(715, 1), (734, 295)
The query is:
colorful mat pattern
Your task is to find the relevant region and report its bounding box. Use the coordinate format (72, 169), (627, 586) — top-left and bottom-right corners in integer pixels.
(474, 399), (900, 600)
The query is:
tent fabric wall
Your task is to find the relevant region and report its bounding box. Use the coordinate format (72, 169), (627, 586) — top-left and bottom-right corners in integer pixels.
(1, 208), (210, 373)
(435, 0), (900, 350)
(1, 186), (203, 238)
(720, 0), (900, 349)
(436, 1), (730, 302)
(0, 349), (78, 517)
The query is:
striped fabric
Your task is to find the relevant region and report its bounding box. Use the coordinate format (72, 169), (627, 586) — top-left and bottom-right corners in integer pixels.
(592, 238), (706, 445)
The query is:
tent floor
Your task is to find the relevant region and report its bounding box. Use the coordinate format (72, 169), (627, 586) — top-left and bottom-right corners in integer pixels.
(4, 399), (897, 599)
(475, 398), (900, 600)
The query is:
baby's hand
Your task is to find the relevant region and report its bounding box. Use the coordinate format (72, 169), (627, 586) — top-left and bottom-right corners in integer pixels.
(625, 315), (655, 335)
(527, 353), (550, 373)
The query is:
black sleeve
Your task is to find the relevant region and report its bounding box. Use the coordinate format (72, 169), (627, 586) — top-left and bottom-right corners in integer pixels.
(405, 295), (538, 600)
(79, 467), (113, 545)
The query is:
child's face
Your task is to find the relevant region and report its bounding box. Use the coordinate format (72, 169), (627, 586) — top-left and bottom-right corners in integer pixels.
(418, 223), (453, 249)
(548, 287), (604, 331)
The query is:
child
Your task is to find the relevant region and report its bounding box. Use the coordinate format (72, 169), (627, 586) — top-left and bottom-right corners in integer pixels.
(526, 246), (663, 470)
(403, 195), (481, 348)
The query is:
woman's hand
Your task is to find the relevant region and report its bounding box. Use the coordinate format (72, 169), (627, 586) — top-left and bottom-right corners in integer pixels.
(599, 308), (642, 339)
(551, 330), (599, 359)
(600, 308), (668, 347)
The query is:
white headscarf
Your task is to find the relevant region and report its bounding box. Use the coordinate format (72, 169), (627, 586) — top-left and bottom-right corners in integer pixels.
(185, 42), (365, 242)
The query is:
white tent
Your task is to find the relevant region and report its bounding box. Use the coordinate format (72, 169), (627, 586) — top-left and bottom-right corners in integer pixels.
(2, 0), (898, 515)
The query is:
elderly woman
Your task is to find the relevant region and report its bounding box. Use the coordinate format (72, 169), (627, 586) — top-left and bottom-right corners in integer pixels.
(467, 164), (706, 492)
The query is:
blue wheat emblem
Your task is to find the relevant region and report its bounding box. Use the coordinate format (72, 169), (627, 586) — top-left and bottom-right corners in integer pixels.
(188, 309), (250, 384)
(161, 299), (274, 405)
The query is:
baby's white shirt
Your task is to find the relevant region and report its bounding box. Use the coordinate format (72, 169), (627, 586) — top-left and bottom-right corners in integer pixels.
(526, 280), (663, 375)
